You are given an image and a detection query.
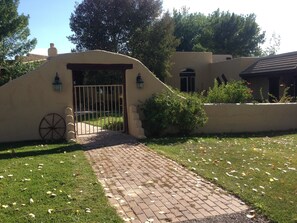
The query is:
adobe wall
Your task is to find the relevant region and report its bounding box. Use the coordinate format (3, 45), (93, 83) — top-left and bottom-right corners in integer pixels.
(166, 52), (213, 92)
(197, 103), (297, 133)
(209, 57), (258, 85)
(0, 50), (169, 143)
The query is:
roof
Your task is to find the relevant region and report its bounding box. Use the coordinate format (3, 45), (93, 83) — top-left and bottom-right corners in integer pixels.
(21, 54), (48, 62)
(240, 51), (297, 78)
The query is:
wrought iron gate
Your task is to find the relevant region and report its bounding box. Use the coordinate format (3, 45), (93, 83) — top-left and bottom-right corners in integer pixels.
(74, 85), (125, 135)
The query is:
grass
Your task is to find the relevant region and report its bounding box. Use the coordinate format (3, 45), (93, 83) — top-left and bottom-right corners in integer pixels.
(79, 113), (124, 131)
(0, 141), (123, 223)
(143, 132), (297, 223)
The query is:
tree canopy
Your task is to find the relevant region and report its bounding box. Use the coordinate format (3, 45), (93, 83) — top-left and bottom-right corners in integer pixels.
(68, 0), (162, 53)
(69, 0), (180, 80)
(173, 9), (266, 57)
(0, 0), (37, 62)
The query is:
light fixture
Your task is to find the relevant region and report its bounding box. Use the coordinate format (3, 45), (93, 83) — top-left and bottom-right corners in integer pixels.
(52, 72), (62, 92)
(136, 73), (144, 89)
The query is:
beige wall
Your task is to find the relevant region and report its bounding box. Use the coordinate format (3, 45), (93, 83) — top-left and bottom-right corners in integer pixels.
(166, 52), (213, 92)
(209, 57), (258, 85)
(0, 50), (169, 143)
(197, 103), (297, 133)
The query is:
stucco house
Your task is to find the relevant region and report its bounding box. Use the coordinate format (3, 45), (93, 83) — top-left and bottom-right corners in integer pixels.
(167, 51), (297, 101)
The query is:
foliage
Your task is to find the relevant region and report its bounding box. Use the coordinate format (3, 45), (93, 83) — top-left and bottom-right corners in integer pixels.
(0, 0), (36, 62)
(68, 0), (162, 53)
(269, 87), (293, 103)
(206, 80), (253, 103)
(129, 12), (180, 81)
(0, 142), (123, 223)
(173, 9), (265, 57)
(0, 60), (43, 86)
(141, 90), (207, 137)
(261, 33), (281, 56)
(144, 132), (297, 223)
(172, 8), (208, 52)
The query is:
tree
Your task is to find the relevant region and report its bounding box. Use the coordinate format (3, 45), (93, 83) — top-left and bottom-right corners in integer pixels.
(129, 12), (179, 81)
(68, 0), (162, 53)
(173, 9), (266, 57)
(173, 8), (207, 52)
(261, 32), (281, 56)
(0, 0), (37, 62)
(203, 10), (265, 56)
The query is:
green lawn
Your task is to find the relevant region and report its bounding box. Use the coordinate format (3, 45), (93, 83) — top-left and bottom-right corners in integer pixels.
(144, 132), (297, 223)
(79, 113), (124, 131)
(0, 142), (123, 223)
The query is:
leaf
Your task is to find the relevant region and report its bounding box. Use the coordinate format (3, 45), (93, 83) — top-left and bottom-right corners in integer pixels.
(28, 213), (35, 218)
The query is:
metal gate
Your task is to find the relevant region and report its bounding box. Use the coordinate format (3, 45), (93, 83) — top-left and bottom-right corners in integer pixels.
(74, 85), (125, 135)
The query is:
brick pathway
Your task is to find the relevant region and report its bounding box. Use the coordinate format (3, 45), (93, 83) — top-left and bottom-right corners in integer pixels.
(78, 132), (249, 223)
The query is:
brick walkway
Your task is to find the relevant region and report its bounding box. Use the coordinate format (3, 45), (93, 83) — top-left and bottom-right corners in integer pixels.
(78, 132), (249, 223)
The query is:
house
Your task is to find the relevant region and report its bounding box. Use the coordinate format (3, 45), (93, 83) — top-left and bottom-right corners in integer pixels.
(166, 51), (258, 93)
(240, 51), (297, 101)
(167, 51), (297, 101)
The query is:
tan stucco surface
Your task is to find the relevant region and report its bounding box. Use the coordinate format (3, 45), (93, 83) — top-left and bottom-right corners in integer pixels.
(197, 103), (297, 133)
(210, 57), (258, 83)
(0, 50), (169, 143)
(166, 52), (213, 92)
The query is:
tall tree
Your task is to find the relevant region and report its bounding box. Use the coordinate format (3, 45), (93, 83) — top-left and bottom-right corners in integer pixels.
(173, 8), (207, 52)
(129, 12), (179, 80)
(0, 0), (36, 62)
(173, 9), (266, 57)
(68, 0), (162, 53)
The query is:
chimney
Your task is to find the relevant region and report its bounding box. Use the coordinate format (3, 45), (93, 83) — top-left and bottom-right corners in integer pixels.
(48, 43), (58, 58)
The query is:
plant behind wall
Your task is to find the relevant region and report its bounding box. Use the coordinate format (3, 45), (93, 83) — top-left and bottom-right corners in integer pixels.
(141, 90), (207, 137)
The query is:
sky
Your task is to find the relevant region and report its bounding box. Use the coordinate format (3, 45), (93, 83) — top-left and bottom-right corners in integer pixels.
(18, 0), (297, 56)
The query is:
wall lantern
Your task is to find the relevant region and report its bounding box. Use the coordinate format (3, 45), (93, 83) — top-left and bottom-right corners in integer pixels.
(52, 72), (62, 92)
(136, 73), (144, 89)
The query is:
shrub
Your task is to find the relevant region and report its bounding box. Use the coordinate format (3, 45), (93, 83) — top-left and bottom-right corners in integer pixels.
(206, 80), (253, 103)
(141, 90), (207, 137)
(0, 61), (43, 86)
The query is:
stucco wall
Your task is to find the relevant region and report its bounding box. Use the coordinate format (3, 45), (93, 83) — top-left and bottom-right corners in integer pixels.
(166, 52), (213, 92)
(197, 103), (297, 133)
(0, 50), (169, 143)
(210, 57), (258, 85)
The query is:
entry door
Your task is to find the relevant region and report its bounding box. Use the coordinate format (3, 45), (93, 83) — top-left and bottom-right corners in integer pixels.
(269, 77), (279, 102)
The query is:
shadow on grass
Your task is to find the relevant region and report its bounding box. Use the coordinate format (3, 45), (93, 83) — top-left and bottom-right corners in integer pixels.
(0, 141), (82, 160)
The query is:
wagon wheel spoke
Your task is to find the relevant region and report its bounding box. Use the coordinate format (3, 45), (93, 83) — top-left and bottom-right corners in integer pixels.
(39, 113), (66, 141)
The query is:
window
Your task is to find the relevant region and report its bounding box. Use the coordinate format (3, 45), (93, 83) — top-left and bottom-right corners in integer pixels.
(180, 68), (195, 92)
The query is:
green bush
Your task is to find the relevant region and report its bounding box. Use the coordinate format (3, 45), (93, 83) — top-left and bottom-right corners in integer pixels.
(141, 90), (207, 137)
(0, 61), (43, 86)
(206, 80), (253, 103)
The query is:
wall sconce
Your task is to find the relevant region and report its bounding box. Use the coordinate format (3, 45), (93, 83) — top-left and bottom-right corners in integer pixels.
(52, 72), (62, 92)
(136, 73), (144, 89)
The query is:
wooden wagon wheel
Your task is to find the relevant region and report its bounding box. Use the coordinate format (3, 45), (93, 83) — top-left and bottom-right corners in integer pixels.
(39, 113), (66, 141)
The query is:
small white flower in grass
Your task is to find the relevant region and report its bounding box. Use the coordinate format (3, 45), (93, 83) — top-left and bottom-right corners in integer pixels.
(8, 174), (13, 177)
(48, 209), (54, 214)
(0, 176), (4, 179)
(227, 161), (232, 165)
(29, 198), (34, 204)
(12, 202), (17, 206)
(24, 163), (29, 166)
(46, 191), (52, 195)
(2, 205), (9, 209)
(60, 161), (64, 164)
(265, 172), (271, 176)
(21, 204), (26, 206)
(28, 213), (35, 218)
(252, 188), (258, 192)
